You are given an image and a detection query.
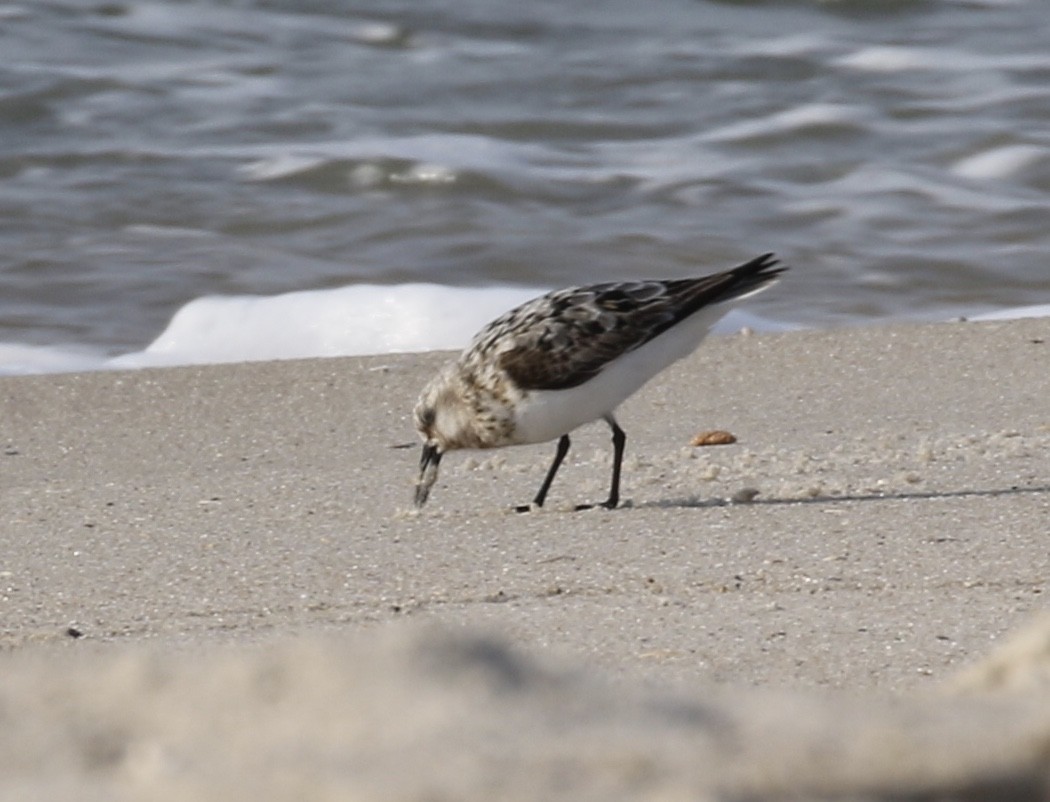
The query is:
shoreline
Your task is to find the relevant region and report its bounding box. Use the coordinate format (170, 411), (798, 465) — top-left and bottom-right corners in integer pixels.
(2, 317), (1049, 798)
(4, 298), (1049, 378)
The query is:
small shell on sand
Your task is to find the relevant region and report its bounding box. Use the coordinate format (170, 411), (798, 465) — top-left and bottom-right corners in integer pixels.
(690, 430), (737, 447)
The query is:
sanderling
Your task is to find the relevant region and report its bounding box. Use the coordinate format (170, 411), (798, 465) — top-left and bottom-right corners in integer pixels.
(413, 252), (787, 511)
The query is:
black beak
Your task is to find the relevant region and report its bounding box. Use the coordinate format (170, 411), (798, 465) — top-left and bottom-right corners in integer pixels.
(414, 443), (443, 508)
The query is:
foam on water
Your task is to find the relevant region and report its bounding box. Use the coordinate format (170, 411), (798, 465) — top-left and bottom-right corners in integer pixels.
(0, 343), (106, 377)
(950, 145), (1046, 181)
(700, 103), (870, 144)
(0, 283), (796, 376)
(835, 45), (1050, 74)
(108, 284), (547, 370)
(969, 304), (1050, 322)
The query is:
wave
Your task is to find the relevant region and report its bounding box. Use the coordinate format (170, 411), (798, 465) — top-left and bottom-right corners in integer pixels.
(0, 282), (795, 376)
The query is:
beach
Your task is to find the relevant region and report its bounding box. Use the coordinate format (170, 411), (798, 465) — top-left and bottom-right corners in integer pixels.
(2, 318), (1049, 799)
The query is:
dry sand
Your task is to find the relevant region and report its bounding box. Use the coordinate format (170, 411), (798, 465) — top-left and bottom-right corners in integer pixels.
(2, 318), (1049, 799)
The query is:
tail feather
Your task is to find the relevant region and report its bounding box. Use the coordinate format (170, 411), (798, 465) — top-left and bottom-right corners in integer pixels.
(660, 253), (786, 333)
(694, 252), (786, 306)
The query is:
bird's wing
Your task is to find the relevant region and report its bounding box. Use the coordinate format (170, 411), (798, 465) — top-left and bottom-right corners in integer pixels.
(489, 253), (785, 392)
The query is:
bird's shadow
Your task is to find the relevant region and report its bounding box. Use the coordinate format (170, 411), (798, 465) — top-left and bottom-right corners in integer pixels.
(640, 483), (1050, 510)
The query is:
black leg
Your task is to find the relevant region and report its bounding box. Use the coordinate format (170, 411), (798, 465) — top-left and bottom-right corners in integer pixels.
(574, 415), (626, 511)
(515, 434), (571, 512)
(600, 415), (626, 509)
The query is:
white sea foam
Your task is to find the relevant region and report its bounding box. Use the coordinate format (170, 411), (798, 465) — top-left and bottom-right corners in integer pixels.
(951, 145), (1045, 181)
(0, 343), (106, 377)
(969, 304), (1050, 322)
(836, 45), (1050, 74)
(700, 103), (868, 143)
(237, 154), (328, 182)
(0, 283), (795, 375)
(834, 46), (933, 73)
(4, 279), (1048, 377)
(108, 284), (547, 370)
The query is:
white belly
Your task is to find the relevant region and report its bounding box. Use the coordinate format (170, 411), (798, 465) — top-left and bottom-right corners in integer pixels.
(511, 303), (725, 444)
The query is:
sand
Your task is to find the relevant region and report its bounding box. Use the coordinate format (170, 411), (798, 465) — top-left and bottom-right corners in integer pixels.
(1, 318), (1049, 799)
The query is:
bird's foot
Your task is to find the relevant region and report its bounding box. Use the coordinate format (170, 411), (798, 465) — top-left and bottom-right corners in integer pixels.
(573, 499), (618, 512)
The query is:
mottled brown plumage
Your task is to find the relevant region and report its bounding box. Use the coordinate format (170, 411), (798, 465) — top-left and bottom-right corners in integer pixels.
(493, 254), (784, 391)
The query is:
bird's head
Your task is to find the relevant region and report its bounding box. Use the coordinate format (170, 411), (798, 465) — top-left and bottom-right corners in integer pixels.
(412, 366), (479, 507)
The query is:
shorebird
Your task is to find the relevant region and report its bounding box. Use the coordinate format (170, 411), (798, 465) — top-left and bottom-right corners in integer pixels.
(413, 253), (787, 510)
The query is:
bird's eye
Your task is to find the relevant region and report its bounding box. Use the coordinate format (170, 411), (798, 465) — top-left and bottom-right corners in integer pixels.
(417, 406), (436, 429)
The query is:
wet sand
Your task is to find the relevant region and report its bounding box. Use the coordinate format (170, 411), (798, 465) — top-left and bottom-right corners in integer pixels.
(2, 319), (1049, 799)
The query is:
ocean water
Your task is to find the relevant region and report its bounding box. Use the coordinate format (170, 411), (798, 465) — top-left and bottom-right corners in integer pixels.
(1, 0), (1048, 373)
